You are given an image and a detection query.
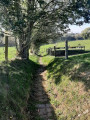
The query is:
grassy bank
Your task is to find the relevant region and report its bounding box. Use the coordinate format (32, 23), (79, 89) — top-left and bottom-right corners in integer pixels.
(41, 53), (90, 120)
(40, 39), (90, 120)
(0, 53), (39, 119)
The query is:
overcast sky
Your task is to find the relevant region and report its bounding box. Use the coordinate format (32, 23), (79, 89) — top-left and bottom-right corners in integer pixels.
(69, 23), (90, 33)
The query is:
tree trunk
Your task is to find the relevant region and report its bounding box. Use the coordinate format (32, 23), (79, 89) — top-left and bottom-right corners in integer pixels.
(16, 22), (33, 60)
(17, 36), (29, 60)
(18, 44), (29, 60)
(21, 45), (29, 59)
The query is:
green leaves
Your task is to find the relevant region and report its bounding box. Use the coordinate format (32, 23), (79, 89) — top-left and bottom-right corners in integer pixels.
(0, 0), (10, 5)
(39, 10), (46, 17)
(81, 27), (90, 39)
(37, 0), (46, 7)
(0, 0), (90, 51)
(38, 0), (45, 5)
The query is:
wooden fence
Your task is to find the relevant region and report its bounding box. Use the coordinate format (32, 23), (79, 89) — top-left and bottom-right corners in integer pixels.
(47, 45), (85, 57)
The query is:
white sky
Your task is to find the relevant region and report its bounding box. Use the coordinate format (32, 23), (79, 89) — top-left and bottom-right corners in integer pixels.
(69, 23), (90, 33)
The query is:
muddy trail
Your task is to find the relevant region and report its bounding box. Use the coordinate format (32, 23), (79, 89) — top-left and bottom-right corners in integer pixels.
(30, 57), (56, 120)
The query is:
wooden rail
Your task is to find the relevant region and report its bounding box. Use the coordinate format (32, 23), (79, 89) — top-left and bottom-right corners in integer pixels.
(55, 46), (85, 50)
(47, 45), (85, 57)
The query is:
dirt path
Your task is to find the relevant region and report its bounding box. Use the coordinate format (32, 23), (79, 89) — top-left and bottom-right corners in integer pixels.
(32, 57), (55, 120)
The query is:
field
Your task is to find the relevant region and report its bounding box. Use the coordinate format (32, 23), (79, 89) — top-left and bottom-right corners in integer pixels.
(40, 40), (90, 50)
(0, 40), (90, 62)
(39, 40), (90, 120)
(0, 47), (16, 62)
(40, 40), (90, 56)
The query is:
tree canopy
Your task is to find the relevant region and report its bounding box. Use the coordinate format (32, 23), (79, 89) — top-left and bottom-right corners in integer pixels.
(0, 0), (90, 58)
(81, 27), (90, 39)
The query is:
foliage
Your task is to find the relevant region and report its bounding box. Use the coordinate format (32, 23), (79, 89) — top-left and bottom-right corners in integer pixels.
(0, 0), (90, 58)
(57, 33), (83, 42)
(81, 27), (90, 39)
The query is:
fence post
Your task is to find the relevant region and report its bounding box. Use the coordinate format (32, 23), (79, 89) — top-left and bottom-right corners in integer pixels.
(50, 48), (51, 55)
(5, 36), (8, 62)
(84, 46), (85, 51)
(65, 39), (68, 59)
(54, 46), (56, 57)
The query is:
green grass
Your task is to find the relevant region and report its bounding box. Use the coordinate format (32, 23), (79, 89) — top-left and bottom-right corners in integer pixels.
(0, 40), (90, 119)
(40, 40), (90, 56)
(40, 40), (90, 65)
(0, 49), (39, 120)
(0, 47), (16, 62)
(40, 39), (90, 50)
(41, 53), (90, 120)
(40, 40), (90, 120)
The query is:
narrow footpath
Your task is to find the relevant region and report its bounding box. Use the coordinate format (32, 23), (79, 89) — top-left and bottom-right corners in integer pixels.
(32, 57), (55, 120)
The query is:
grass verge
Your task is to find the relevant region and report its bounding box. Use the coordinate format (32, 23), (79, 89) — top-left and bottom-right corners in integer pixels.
(0, 55), (39, 120)
(41, 53), (90, 120)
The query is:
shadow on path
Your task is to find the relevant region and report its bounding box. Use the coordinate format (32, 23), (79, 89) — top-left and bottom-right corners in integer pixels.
(30, 58), (56, 120)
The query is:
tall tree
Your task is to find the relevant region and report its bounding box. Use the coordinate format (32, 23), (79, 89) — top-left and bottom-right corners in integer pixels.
(81, 27), (90, 39)
(0, 0), (90, 59)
